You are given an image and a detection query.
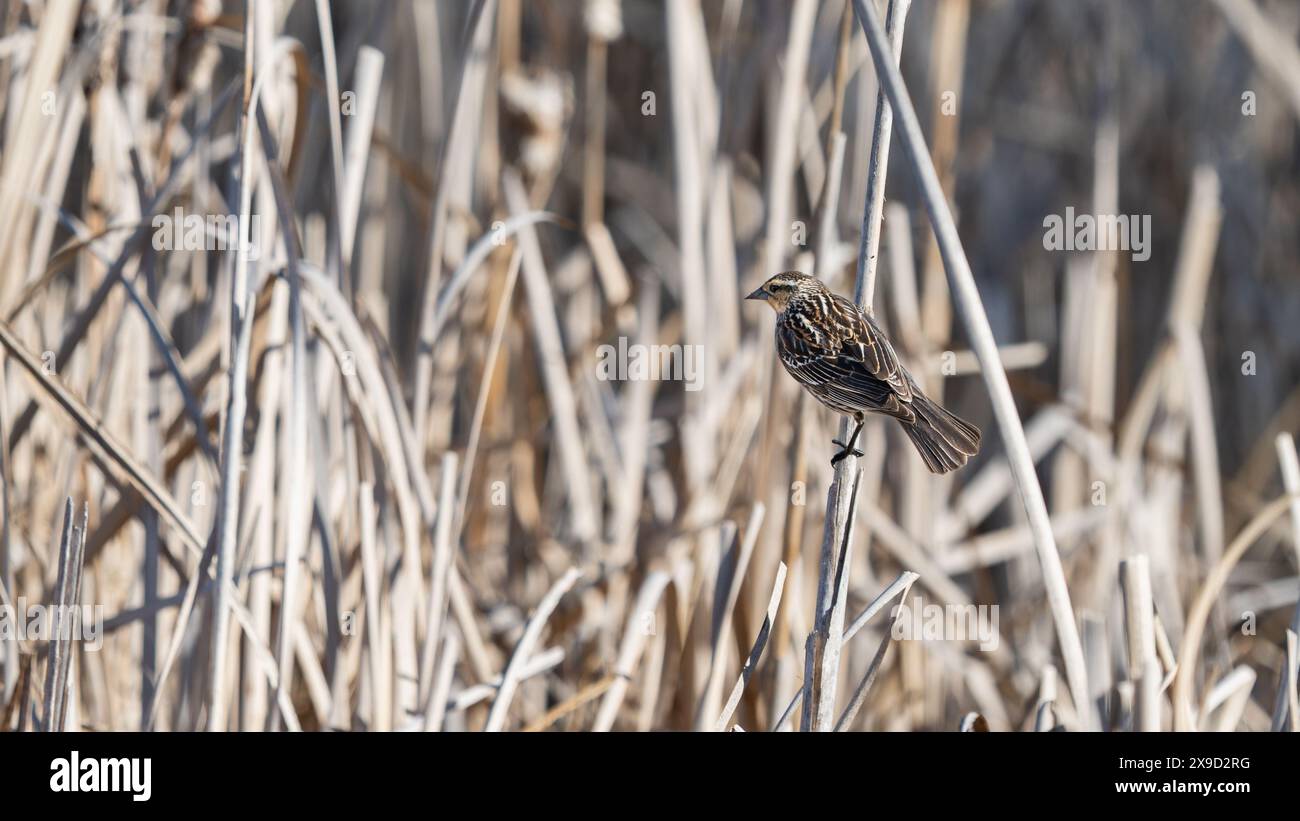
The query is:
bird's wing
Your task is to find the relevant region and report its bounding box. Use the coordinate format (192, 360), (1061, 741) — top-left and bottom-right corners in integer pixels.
(776, 305), (902, 414)
(825, 293), (915, 402)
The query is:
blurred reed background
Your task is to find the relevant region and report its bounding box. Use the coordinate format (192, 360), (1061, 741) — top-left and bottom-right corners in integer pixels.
(0, 0), (1298, 732)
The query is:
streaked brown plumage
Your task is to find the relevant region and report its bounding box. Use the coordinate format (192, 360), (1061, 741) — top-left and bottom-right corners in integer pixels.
(747, 271), (980, 474)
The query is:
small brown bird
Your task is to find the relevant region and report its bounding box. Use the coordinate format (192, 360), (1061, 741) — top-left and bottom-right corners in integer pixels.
(747, 271), (980, 473)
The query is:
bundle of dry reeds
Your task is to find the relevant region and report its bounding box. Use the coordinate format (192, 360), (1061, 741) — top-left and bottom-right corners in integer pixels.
(0, 0), (1298, 732)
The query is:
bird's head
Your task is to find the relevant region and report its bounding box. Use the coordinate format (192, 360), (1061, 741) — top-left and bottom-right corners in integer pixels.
(745, 271), (820, 311)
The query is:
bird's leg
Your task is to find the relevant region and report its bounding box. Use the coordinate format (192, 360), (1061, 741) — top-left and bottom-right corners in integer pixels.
(831, 417), (866, 465)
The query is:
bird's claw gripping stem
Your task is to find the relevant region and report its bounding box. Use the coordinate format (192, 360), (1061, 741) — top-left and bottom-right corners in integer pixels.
(830, 440), (864, 465)
(830, 418), (867, 466)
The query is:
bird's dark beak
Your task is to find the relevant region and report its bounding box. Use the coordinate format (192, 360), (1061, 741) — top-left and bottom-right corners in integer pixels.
(745, 286), (767, 301)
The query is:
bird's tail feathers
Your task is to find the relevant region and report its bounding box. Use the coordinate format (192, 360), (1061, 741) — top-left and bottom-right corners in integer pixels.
(903, 392), (981, 474)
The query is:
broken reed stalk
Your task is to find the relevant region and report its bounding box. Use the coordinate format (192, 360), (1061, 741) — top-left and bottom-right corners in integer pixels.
(774, 569), (919, 731)
(39, 498), (75, 732)
(852, 0), (1092, 727)
(55, 505), (87, 732)
(695, 504), (764, 729)
(1120, 555), (1160, 731)
(715, 561), (787, 732)
(833, 571), (914, 731)
(806, 466), (864, 731)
